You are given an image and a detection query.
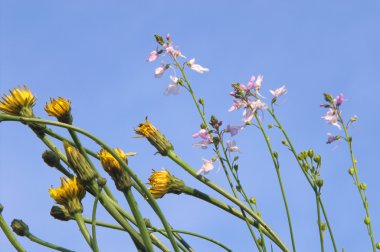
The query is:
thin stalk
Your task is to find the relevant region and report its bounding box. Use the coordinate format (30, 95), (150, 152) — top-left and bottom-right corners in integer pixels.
(315, 193), (324, 252)
(168, 149), (289, 252)
(73, 212), (93, 249)
(0, 212), (26, 252)
(0, 114), (180, 252)
(181, 185), (286, 251)
(338, 112), (376, 251)
(254, 113), (296, 252)
(268, 109), (338, 252)
(91, 185), (102, 252)
(26, 233), (74, 252)
(123, 189), (154, 252)
(151, 227), (233, 252)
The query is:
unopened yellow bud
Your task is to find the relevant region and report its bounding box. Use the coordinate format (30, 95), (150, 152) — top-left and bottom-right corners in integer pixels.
(50, 206), (71, 221)
(250, 197), (257, 205)
(316, 179), (324, 188)
(308, 149), (314, 158)
(147, 169), (184, 199)
(376, 242), (380, 249)
(348, 168), (355, 175)
(359, 183), (367, 191)
(45, 97), (72, 124)
(364, 216), (371, 225)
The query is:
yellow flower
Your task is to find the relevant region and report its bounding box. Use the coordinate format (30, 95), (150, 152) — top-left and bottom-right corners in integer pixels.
(0, 86), (36, 116)
(135, 118), (174, 156)
(44, 97), (72, 123)
(99, 148), (136, 191)
(49, 177), (86, 214)
(148, 169), (184, 199)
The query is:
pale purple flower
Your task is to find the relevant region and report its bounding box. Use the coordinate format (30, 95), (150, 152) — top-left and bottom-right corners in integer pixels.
(164, 76), (180, 95)
(322, 108), (341, 129)
(270, 85), (287, 98)
(326, 133), (340, 144)
(254, 74), (263, 91)
(188, 58), (209, 73)
(245, 76), (256, 90)
(192, 129), (213, 149)
(228, 99), (246, 112)
(197, 158), (214, 175)
(243, 100), (268, 122)
(227, 140), (240, 152)
(146, 50), (159, 62)
(334, 93), (347, 106)
(226, 124), (245, 137)
(163, 42), (186, 59)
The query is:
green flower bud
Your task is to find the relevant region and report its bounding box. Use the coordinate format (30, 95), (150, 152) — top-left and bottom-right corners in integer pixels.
(97, 177), (107, 187)
(273, 152), (278, 158)
(11, 219), (29, 236)
(198, 98), (204, 106)
(144, 218), (152, 228)
(359, 183), (367, 191)
(42, 150), (61, 168)
(0, 204), (3, 214)
(257, 238), (263, 246)
(364, 216), (371, 225)
(313, 155), (321, 164)
(200, 123), (207, 129)
(308, 149), (314, 158)
(323, 93), (334, 104)
(316, 179), (324, 188)
(154, 34), (165, 45)
(376, 242), (380, 249)
(281, 140), (288, 146)
(256, 211), (262, 217)
(250, 197), (257, 205)
(50, 206), (71, 221)
(321, 223), (327, 231)
(302, 163), (309, 171)
(268, 124), (274, 129)
(348, 168), (355, 175)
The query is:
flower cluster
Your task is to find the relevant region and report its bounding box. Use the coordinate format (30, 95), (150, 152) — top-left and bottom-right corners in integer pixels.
(147, 34), (209, 95)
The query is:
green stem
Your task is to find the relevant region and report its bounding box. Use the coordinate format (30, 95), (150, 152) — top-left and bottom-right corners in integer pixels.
(26, 233), (74, 252)
(182, 185), (285, 251)
(254, 113), (296, 252)
(268, 109), (338, 252)
(0, 114), (179, 252)
(338, 112), (376, 252)
(0, 211), (26, 252)
(152, 227), (232, 252)
(316, 193), (324, 252)
(91, 185), (102, 252)
(123, 189), (154, 252)
(73, 212), (93, 250)
(168, 150), (289, 252)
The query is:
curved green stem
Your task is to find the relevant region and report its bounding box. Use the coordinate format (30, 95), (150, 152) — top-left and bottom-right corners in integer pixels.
(181, 185), (287, 251)
(73, 212), (93, 250)
(254, 113), (296, 252)
(0, 211), (26, 252)
(26, 233), (74, 252)
(267, 109), (338, 252)
(337, 112), (376, 251)
(123, 189), (154, 252)
(0, 114), (180, 252)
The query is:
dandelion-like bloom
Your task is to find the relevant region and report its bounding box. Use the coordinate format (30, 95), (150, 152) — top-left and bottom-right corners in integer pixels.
(0, 86), (36, 117)
(45, 97), (72, 124)
(49, 177), (86, 215)
(147, 169), (184, 199)
(135, 119), (174, 156)
(99, 148), (135, 191)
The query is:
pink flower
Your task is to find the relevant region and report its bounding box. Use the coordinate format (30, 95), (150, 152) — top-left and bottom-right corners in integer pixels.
(146, 50), (159, 62)
(163, 42), (186, 59)
(188, 58), (209, 73)
(226, 124), (245, 137)
(270, 85), (287, 98)
(322, 109), (341, 129)
(334, 93), (347, 106)
(197, 158), (214, 175)
(243, 100), (268, 122)
(228, 99), (246, 112)
(253, 75), (263, 91)
(155, 63), (167, 78)
(192, 129), (213, 149)
(164, 76), (180, 95)
(227, 140), (240, 152)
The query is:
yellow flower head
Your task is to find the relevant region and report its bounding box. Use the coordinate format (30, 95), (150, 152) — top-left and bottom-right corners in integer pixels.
(148, 169), (184, 199)
(44, 97), (72, 123)
(0, 86), (36, 116)
(99, 148), (136, 191)
(49, 177), (86, 214)
(135, 118), (174, 156)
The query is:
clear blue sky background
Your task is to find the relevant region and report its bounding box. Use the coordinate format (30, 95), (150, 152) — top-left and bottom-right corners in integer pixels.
(1, 1), (380, 251)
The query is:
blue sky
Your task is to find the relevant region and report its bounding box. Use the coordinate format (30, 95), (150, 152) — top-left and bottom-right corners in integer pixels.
(1, 1), (380, 251)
